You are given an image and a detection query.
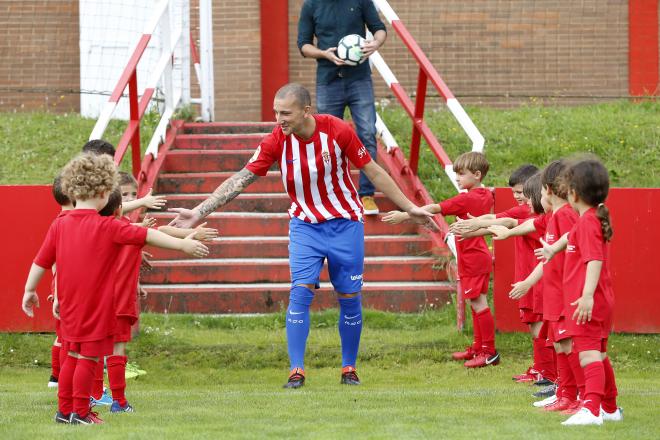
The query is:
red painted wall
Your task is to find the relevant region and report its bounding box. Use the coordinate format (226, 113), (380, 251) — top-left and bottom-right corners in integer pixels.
(0, 186), (60, 332)
(260, 0), (289, 121)
(493, 187), (660, 334)
(2, 185), (659, 333)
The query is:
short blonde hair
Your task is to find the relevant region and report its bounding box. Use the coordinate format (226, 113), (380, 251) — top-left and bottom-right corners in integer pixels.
(453, 152), (489, 179)
(60, 153), (118, 201)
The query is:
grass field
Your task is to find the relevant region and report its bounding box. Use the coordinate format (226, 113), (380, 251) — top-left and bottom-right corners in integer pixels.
(1, 311), (659, 439)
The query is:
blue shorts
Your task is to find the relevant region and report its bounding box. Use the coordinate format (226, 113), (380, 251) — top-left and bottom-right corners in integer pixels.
(289, 218), (364, 293)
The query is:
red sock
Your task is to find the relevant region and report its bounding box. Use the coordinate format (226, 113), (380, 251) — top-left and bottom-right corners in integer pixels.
(476, 307), (496, 355)
(73, 358), (98, 418)
(601, 357), (618, 412)
(107, 355), (128, 406)
(51, 345), (61, 379)
(583, 361), (605, 417)
(59, 343), (68, 373)
(92, 358), (104, 400)
(470, 307), (482, 352)
(533, 337), (557, 381)
(57, 354), (77, 415)
(568, 351), (586, 398)
(556, 353), (577, 401)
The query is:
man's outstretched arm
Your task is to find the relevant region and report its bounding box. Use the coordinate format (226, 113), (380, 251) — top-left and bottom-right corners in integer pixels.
(169, 168), (259, 228)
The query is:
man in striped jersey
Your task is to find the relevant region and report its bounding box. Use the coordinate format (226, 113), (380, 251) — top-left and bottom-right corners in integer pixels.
(170, 83), (434, 388)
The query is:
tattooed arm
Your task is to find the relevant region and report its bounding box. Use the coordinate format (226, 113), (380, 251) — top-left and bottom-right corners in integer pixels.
(168, 168), (259, 228)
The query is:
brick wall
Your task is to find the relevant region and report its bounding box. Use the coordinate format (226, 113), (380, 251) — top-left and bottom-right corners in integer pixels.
(0, 0), (640, 117)
(0, 0), (80, 112)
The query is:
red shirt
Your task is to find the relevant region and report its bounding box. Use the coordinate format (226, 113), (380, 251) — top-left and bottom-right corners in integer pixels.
(246, 114), (372, 223)
(440, 188), (494, 277)
(496, 204), (539, 310)
(563, 208), (614, 324)
(542, 204), (578, 320)
(34, 209), (148, 342)
(114, 217), (145, 323)
(495, 204), (533, 282)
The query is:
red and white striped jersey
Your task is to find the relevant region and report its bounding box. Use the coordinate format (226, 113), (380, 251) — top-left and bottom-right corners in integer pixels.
(246, 114), (371, 223)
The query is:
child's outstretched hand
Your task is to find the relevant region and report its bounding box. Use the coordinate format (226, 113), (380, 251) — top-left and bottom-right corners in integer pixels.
(534, 238), (555, 263)
(382, 210), (408, 225)
(571, 295), (594, 325)
(141, 215), (157, 228)
(509, 280), (530, 299)
(193, 222), (220, 242)
(181, 231), (210, 258)
(22, 291), (39, 317)
(140, 251), (153, 272)
(140, 189), (167, 210)
(488, 225), (510, 240)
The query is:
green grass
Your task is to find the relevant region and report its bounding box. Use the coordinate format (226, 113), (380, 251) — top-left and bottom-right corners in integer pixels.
(2, 101), (660, 195)
(1, 311), (659, 439)
(0, 111), (161, 184)
(378, 100), (660, 201)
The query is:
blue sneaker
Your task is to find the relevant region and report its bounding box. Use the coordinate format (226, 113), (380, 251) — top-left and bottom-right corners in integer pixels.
(90, 389), (113, 406)
(110, 400), (134, 413)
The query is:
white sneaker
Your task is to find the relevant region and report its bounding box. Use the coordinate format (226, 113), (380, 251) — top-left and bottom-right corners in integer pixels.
(601, 406), (623, 422)
(533, 393), (557, 408)
(562, 407), (603, 426)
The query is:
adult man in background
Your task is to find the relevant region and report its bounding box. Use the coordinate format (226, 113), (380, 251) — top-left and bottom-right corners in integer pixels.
(297, 0), (387, 215)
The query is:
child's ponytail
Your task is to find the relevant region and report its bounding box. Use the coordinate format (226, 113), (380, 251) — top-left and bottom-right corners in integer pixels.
(595, 203), (613, 242)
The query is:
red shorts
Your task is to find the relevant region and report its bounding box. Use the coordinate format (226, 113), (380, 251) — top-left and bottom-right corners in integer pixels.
(64, 336), (114, 358)
(573, 336), (608, 353)
(55, 319), (61, 338)
(113, 316), (134, 343)
(532, 284), (544, 315)
(548, 317), (571, 343)
(519, 308), (543, 324)
(460, 273), (490, 300)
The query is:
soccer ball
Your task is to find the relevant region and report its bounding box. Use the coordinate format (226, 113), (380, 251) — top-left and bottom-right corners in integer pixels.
(337, 34), (366, 66)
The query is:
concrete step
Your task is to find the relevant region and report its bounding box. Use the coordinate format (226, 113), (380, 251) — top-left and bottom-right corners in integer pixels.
(145, 235), (434, 260)
(162, 150), (265, 173)
(174, 133), (266, 150)
(155, 171), (359, 194)
(182, 122), (276, 135)
(147, 212), (421, 237)
(160, 192), (398, 213)
(141, 281), (455, 313)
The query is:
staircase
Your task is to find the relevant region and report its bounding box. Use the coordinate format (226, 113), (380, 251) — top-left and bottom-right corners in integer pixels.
(140, 122), (455, 313)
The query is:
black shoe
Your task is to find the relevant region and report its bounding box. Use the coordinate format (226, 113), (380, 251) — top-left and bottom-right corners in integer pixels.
(54, 411), (70, 424)
(534, 377), (554, 386)
(340, 366), (361, 385)
(533, 383), (557, 398)
(283, 368), (305, 389)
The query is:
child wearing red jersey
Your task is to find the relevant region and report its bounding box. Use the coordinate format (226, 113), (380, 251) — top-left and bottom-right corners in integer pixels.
(451, 170), (556, 383)
(538, 158), (621, 426)
(21, 153), (209, 425)
(491, 160), (585, 412)
(384, 152), (498, 368)
(101, 173), (219, 413)
(45, 175), (74, 389)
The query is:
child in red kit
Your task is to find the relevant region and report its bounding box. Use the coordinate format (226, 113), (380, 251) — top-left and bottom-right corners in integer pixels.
(46, 175), (75, 389)
(491, 160), (585, 412)
(538, 158), (621, 426)
(451, 170), (557, 383)
(21, 153), (209, 425)
(384, 152), (498, 368)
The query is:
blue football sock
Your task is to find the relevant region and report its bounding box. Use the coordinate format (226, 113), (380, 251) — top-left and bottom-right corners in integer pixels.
(338, 295), (363, 368)
(286, 285), (314, 370)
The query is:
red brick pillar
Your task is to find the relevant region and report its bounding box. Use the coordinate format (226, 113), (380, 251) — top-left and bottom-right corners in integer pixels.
(629, 0), (659, 96)
(260, 0), (289, 121)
